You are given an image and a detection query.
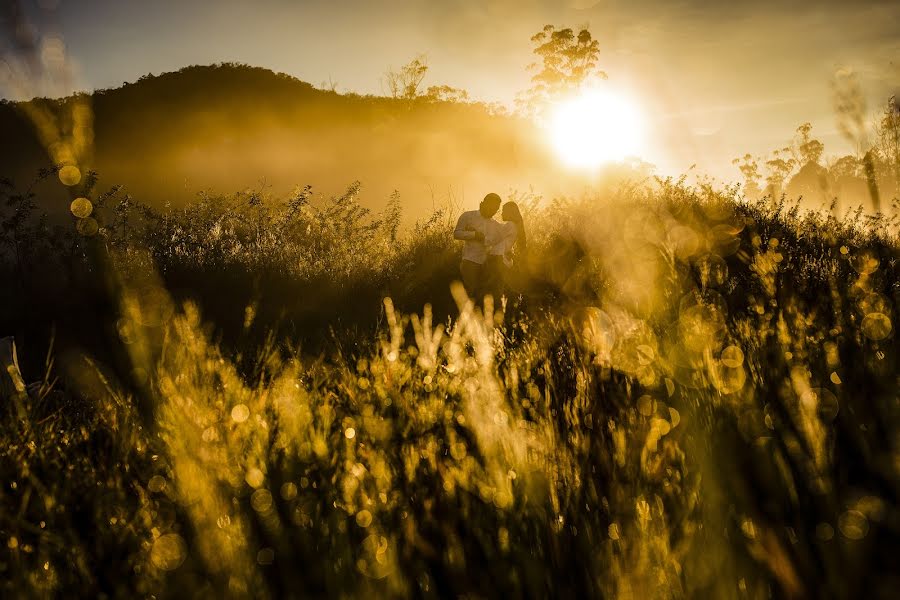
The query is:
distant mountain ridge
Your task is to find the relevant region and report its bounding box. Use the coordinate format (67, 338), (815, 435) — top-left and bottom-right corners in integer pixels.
(1, 63), (574, 216)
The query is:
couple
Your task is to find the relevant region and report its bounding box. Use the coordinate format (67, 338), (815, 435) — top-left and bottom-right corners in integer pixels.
(453, 192), (526, 301)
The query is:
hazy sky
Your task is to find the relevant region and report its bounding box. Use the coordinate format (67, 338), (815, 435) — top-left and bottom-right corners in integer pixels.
(2, 0), (898, 180)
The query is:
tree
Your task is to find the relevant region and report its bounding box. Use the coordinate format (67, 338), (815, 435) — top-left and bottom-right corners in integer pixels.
(318, 75), (339, 93)
(423, 85), (469, 104)
(792, 122), (824, 166)
(764, 147), (796, 195)
(874, 95), (900, 197)
(384, 55), (429, 100)
(518, 25), (605, 115)
(732, 154), (762, 199)
(828, 155), (861, 179)
(876, 96), (900, 162)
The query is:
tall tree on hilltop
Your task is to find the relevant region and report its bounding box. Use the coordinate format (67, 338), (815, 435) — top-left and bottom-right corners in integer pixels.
(384, 55), (429, 101)
(518, 25), (606, 116)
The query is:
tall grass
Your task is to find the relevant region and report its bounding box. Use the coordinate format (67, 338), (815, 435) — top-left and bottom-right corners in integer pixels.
(1, 172), (898, 598)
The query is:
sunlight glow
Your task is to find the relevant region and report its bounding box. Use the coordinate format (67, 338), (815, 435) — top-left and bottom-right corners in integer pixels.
(548, 89), (645, 168)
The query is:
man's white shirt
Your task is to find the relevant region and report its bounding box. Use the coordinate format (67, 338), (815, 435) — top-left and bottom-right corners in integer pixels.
(454, 210), (500, 265)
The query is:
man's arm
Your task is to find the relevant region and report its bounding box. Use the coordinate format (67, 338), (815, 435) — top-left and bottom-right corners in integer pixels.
(453, 214), (483, 241)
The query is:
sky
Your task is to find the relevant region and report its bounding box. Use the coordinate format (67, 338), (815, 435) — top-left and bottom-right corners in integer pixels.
(2, 0), (899, 181)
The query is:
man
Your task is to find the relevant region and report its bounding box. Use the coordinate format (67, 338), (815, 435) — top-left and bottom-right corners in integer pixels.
(453, 192), (502, 299)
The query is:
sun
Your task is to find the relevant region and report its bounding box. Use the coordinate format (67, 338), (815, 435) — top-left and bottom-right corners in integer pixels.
(548, 89), (645, 168)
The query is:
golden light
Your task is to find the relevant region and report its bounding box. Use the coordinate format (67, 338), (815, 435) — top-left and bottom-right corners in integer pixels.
(548, 89), (644, 168)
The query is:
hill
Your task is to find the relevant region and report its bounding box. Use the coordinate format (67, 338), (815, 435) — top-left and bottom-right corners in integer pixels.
(0, 63), (585, 216)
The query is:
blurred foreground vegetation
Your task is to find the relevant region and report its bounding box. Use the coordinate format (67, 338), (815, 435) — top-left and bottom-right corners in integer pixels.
(1, 171), (898, 598)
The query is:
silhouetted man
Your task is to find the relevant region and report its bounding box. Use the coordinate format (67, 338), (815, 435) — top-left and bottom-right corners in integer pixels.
(453, 192), (502, 299)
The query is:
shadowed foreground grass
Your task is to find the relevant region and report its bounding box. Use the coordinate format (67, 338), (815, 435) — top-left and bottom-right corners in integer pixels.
(1, 175), (898, 598)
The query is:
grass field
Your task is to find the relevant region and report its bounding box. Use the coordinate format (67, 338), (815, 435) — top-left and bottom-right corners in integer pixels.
(1, 171), (898, 598)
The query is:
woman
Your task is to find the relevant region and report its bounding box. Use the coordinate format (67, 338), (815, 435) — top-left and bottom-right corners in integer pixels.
(485, 201), (527, 299)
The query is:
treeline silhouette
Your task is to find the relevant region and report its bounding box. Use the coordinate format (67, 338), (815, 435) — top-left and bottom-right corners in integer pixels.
(733, 103), (900, 214)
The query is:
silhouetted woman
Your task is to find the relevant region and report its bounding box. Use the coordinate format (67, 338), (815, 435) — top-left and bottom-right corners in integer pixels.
(485, 201), (527, 298)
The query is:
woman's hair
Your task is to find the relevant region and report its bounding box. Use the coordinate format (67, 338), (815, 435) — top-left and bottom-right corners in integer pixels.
(503, 201), (527, 250)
